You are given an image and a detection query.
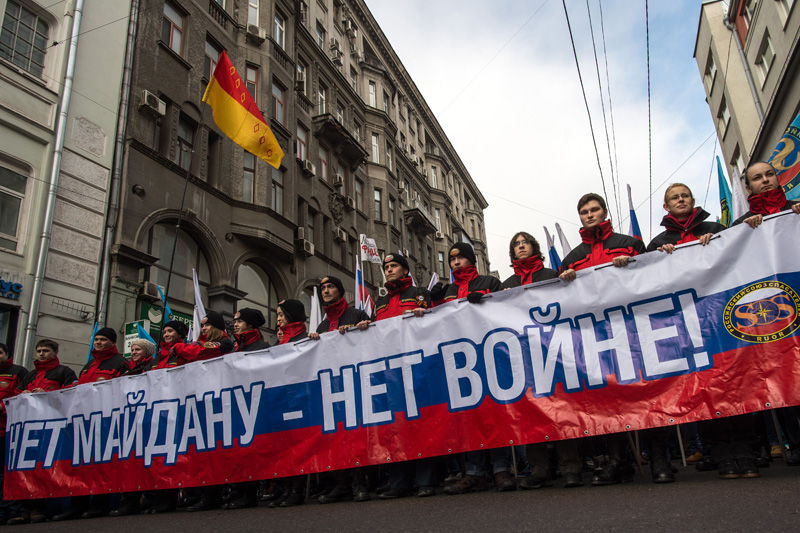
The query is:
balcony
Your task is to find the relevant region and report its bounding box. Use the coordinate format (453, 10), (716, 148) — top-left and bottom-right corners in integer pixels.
(404, 198), (437, 235)
(312, 113), (368, 171)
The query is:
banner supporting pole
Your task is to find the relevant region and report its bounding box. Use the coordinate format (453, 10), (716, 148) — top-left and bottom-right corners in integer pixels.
(675, 426), (687, 467)
(628, 431), (644, 477)
(770, 410), (790, 462)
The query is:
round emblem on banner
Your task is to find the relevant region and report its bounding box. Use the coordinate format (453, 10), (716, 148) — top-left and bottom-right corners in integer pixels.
(723, 281), (800, 343)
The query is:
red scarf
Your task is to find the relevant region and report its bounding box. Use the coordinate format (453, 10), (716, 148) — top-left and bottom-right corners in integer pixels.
(323, 298), (349, 331)
(748, 188), (787, 215)
(511, 256), (544, 286)
(279, 322), (306, 344)
(579, 220), (613, 245)
(28, 356), (63, 390)
(663, 208), (702, 244)
(453, 265), (479, 298)
(386, 275), (413, 295)
(81, 345), (120, 384)
(235, 329), (263, 349)
(90, 344), (119, 362)
(129, 355), (153, 371)
(34, 356), (61, 373)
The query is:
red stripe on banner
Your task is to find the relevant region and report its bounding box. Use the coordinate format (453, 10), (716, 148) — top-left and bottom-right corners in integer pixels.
(6, 335), (800, 499)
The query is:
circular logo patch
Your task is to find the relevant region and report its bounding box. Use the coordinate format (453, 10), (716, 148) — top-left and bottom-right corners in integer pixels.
(0, 380), (8, 389)
(385, 254), (394, 263)
(450, 248), (460, 256)
(234, 312), (241, 319)
(723, 281), (800, 343)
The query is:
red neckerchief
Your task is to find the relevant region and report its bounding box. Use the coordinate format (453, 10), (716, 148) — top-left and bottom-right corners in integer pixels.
(386, 276), (413, 296)
(156, 341), (180, 369)
(453, 265), (479, 298)
(748, 188), (787, 215)
(34, 356), (60, 373)
(0, 360), (12, 372)
(90, 344), (119, 362)
(323, 298), (349, 331)
(511, 256), (544, 286)
(579, 220), (613, 245)
(663, 208), (702, 243)
(235, 329), (263, 350)
(279, 322), (306, 344)
(129, 355), (153, 371)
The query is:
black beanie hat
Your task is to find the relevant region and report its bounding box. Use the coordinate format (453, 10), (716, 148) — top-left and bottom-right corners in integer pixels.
(234, 308), (266, 328)
(449, 242), (477, 267)
(278, 299), (307, 323)
(95, 327), (117, 343)
(383, 252), (410, 272)
(202, 310), (226, 331)
(319, 276), (345, 298)
(163, 320), (189, 339)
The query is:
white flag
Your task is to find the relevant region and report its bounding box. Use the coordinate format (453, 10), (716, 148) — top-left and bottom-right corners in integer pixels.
(191, 268), (206, 342)
(731, 167), (749, 221)
(359, 234), (382, 264)
(555, 222), (573, 257)
(309, 286), (322, 332)
(427, 272), (439, 291)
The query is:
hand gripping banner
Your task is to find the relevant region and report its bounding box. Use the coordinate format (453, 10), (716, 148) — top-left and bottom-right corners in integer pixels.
(6, 214), (800, 498)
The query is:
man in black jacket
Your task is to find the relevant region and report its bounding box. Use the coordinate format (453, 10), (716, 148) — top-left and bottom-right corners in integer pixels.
(308, 276), (370, 340)
(232, 308), (270, 352)
(647, 183), (727, 253)
(502, 232), (559, 288)
(733, 161), (800, 228)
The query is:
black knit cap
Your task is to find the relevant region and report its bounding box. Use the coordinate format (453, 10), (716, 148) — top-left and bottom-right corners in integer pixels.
(449, 242), (477, 266)
(201, 310), (226, 331)
(319, 276), (345, 298)
(95, 327), (117, 343)
(278, 299), (307, 323)
(163, 320), (189, 339)
(383, 252), (410, 272)
(234, 308), (266, 328)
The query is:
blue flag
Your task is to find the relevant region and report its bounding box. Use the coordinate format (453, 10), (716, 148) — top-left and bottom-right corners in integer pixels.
(626, 184), (643, 241)
(156, 284), (174, 321)
(136, 322), (157, 344)
(767, 110), (800, 200)
(543, 226), (561, 270)
(717, 156), (733, 227)
(86, 322), (99, 363)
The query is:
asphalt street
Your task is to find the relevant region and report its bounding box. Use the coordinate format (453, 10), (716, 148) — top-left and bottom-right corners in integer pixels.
(11, 462), (800, 532)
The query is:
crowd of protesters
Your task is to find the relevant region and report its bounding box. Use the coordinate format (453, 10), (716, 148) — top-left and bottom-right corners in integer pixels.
(1, 161), (799, 523)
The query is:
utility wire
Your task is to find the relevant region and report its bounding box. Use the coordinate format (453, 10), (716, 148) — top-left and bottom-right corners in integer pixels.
(561, 0), (611, 207)
(645, 0), (652, 240)
(703, 136), (719, 206)
(597, 0), (623, 229)
(585, 0), (621, 228)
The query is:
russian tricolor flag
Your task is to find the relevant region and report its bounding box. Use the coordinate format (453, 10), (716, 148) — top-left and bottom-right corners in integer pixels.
(355, 257), (374, 317)
(627, 184), (643, 241)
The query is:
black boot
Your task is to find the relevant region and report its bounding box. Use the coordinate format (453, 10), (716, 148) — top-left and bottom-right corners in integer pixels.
(649, 439), (676, 484)
(186, 487), (222, 512)
(591, 460), (634, 486)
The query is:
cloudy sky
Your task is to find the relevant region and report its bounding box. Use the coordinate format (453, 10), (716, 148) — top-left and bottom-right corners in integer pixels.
(367, 0), (724, 279)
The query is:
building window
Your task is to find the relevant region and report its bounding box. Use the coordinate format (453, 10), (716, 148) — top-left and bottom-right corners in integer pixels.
(245, 65), (258, 100)
(175, 117), (195, 171)
(438, 251), (446, 279)
(274, 11), (285, 49)
(352, 120), (361, 141)
(297, 125), (308, 161)
(386, 143), (393, 172)
(317, 82), (327, 114)
(779, 0), (795, 20)
(271, 166), (284, 214)
(402, 179), (410, 204)
(0, 0), (50, 77)
(368, 81), (377, 107)
(383, 91), (390, 113)
(731, 145), (745, 176)
(371, 133), (380, 163)
(272, 81), (284, 124)
(755, 31), (775, 85)
(248, 0), (259, 27)
(336, 162), (346, 195)
(703, 50), (716, 93)
(319, 147), (328, 182)
(0, 166), (26, 251)
(350, 66), (358, 91)
(296, 60), (307, 94)
(435, 208), (441, 231)
(315, 21), (326, 48)
(742, 0), (757, 29)
(236, 262), (279, 331)
(374, 189), (383, 221)
(336, 101), (344, 124)
(204, 39), (222, 79)
(717, 97), (730, 137)
(307, 209), (316, 245)
(148, 223), (210, 304)
(243, 151), (255, 203)
(431, 166), (438, 189)
(388, 196), (395, 227)
(355, 179), (364, 211)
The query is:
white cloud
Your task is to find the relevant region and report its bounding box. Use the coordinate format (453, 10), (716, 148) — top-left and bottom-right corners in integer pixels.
(367, 0), (721, 279)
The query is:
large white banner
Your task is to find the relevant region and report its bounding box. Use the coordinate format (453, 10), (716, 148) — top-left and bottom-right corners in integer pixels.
(5, 213), (800, 498)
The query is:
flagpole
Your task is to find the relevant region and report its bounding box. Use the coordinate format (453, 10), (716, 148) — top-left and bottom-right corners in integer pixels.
(158, 106), (206, 340)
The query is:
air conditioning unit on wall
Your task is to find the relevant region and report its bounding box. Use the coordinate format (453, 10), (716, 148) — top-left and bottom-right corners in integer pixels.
(140, 90), (166, 116)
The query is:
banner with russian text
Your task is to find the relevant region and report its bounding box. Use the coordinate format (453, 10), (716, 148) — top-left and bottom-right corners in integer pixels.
(6, 214), (800, 498)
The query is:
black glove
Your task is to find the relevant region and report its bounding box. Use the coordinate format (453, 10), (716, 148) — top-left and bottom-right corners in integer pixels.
(466, 292), (484, 304)
(430, 282), (446, 301)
